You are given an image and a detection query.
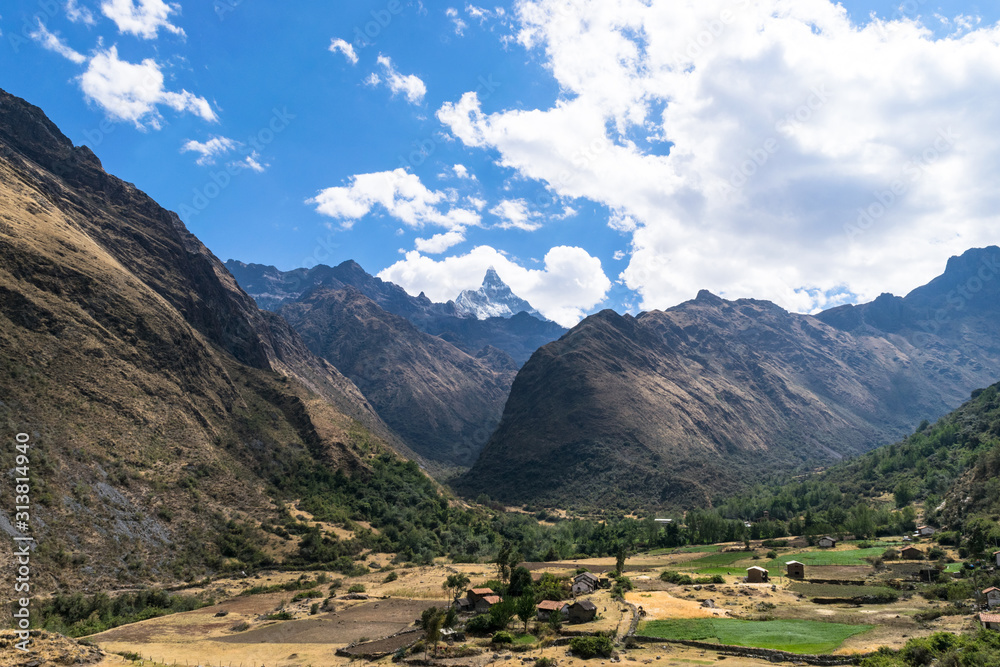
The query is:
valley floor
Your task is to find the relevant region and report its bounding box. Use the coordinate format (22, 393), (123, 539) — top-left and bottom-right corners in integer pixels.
(6, 536), (983, 667)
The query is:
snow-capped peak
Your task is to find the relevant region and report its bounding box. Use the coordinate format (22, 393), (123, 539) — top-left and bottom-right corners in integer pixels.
(455, 267), (540, 320)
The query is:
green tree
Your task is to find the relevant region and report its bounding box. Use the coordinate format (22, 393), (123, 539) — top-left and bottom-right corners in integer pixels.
(496, 541), (513, 584)
(508, 566), (533, 598)
(443, 573), (470, 602)
(515, 594), (536, 634)
(420, 606), (445, 656)
(488, 597), (516, 631)
(615, 544), (627, 575)
(894, 480), (914, 508)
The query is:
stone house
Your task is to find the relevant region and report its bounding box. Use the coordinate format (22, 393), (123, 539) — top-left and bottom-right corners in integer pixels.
(817, 536), (837, 548)
(568, 600), (598, 623)
(746, 566), (769, 583)
(536, 600), (568, 621)
(785, 561), (805, 579)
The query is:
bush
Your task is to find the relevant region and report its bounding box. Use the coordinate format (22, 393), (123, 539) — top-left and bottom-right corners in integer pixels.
(347, 584), (366, 593)
(569, 635), (615, 659)
(761, 539), (788, 548)
(465, 614), (494, 635)
(534, 658), (556, 667)
(309, 602), (319, 615)
(492, 631), (515, 644)
(383, 571), (399, 583)
(766, 550), (778, 559)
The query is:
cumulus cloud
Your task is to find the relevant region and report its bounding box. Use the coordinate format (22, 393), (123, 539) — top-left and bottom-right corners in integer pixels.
(181, 135), (237, 165)
(490, 199), (541, 231)
(66, 0), (96, 25)
(101, 0), (184, 39)
(372, 54), (426, 104)
(329, 38), (358, 65)
(29, 20), (86, 64)
(378, 245), (611, 326)
(233, 151), (268, 173)
(307, 169), (480, 230)
(437, 0), (1000, 314)
(79, 46), (216, 127)
(415, 229), (466, 254)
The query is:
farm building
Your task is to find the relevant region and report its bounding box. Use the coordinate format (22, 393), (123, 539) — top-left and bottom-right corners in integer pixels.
(466, 588), (502, 613)
(568, 600), (598, 623)
(994, 550), (1000, 567)
(916, 525), (936, 537)
(983, 587), (1000, 609)
(818, 536), (837, 548)
(746, 566), (770, 583)
(455, 597), (474, 613)
(536, 600), (568, 621)
(981, 613), (1000, 631)
(785, 561), (805, 579)
(900, 547), (924, 560)
(572, 572), (600, 595)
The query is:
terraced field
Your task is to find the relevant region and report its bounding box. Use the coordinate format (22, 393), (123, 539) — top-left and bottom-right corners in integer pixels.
(640, 618), (874, 654)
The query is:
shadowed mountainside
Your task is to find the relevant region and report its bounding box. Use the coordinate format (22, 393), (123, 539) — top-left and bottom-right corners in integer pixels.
(0, 88), (417, 589)
(458, 252), (1000, 509)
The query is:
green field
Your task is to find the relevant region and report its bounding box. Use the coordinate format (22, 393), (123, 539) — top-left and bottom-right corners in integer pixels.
(640, 618), (872, 654)
(767, 547), (887, 568)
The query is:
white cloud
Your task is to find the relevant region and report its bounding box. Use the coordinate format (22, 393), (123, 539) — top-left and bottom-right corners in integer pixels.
(101, 0), (184, 39)
(490, 199), (541, 231)
(66, 0), (96, 25)
(378, 245), (611, 326)
(446, 7), (467, 35)
(231, 151), (268, 173)
(329, 38), (358, 65)
(181, 135), (237, 165)
(29, 20), (86, 64)
(437, 0), (1000, 315)
(307, 169), (480, 230)
(415, 229), (466, 253)
(453, 163), (475, 179)
(79, 47), (216, 128)
(372, 55), (426, 105)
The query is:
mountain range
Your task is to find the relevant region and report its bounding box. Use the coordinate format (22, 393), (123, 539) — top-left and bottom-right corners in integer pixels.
(457, 251), (1000, 508)
(223, 260), (565, 469)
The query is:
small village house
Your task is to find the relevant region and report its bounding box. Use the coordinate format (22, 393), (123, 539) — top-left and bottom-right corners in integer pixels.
(465, 588), (502, 614)
(916, 525), (936, 537)
(994, 550), (1000, 567)
(818, 536), (837, 548)
(536, 600), (568, 621)
(901, 547), (924, 560)
(983, 587), (1000, 609)
(746, 566), (770, 583)
(981, 613), (1000, 631)
(568, 600), (598, 623)
(572, 572), (600, 595)
(785, 561), (805, 579)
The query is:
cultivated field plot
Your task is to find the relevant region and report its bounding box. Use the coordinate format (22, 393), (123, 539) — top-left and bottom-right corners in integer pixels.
(789, 582), (898, 600)
(640, 617), (874, 654)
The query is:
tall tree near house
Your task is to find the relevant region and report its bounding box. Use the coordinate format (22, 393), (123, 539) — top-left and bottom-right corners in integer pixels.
(615, 544), (627, 575)
(496, 541), (513, 584)
(515, 594), (536, 634)
(443, 573), (470, 602)
(420, 606), (445, 657)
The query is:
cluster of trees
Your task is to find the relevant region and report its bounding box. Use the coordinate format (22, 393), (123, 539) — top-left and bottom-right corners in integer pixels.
(34, 589), (208, 637)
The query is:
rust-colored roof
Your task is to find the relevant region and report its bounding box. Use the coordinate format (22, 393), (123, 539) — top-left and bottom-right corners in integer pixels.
(980, 613), (1000, 623)
(470, 588), (495, 595)
(983, 587), (999, 594)
(481, 595), (502, 605)
(537, 600), (565, 611)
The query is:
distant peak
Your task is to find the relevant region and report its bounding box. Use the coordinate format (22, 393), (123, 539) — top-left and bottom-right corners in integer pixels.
(695, 289), (724, 305)
(455, 267), (541, 320)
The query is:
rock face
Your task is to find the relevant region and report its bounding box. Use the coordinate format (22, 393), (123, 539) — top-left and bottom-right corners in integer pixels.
(455, 267), (540, 320)
(280, 287), (515, 468)
(225, 260), (565, 366)
(458, 255), (1000, 508)
(0, 88), (404, 587)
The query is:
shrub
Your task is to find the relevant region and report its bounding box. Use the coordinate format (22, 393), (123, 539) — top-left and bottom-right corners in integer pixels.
(229, 621), (250, 632)
(492, 631), (515, 644)
(347, 584), (366, 593)
(766, 550), (778, 559)
(310, 603), (319, 615)
(383, 571), (399, 583)
(569, 635), (615, 659)
(465, 614), (494, 634)
(535, 658), (556, 667)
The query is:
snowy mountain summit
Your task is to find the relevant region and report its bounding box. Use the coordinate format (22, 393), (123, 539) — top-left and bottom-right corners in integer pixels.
(455, 267), (540, 319)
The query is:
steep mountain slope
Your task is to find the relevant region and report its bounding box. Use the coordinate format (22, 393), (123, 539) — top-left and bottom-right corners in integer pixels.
(0, 88), (416, 589)
(280, 287), (515, 468)
(455, 267), (540, 319)
(225, 260), (565, 365)
(458, 263), (1000, 508)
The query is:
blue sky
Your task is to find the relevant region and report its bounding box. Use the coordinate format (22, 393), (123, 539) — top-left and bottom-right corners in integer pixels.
(1, 0), (998, 326)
